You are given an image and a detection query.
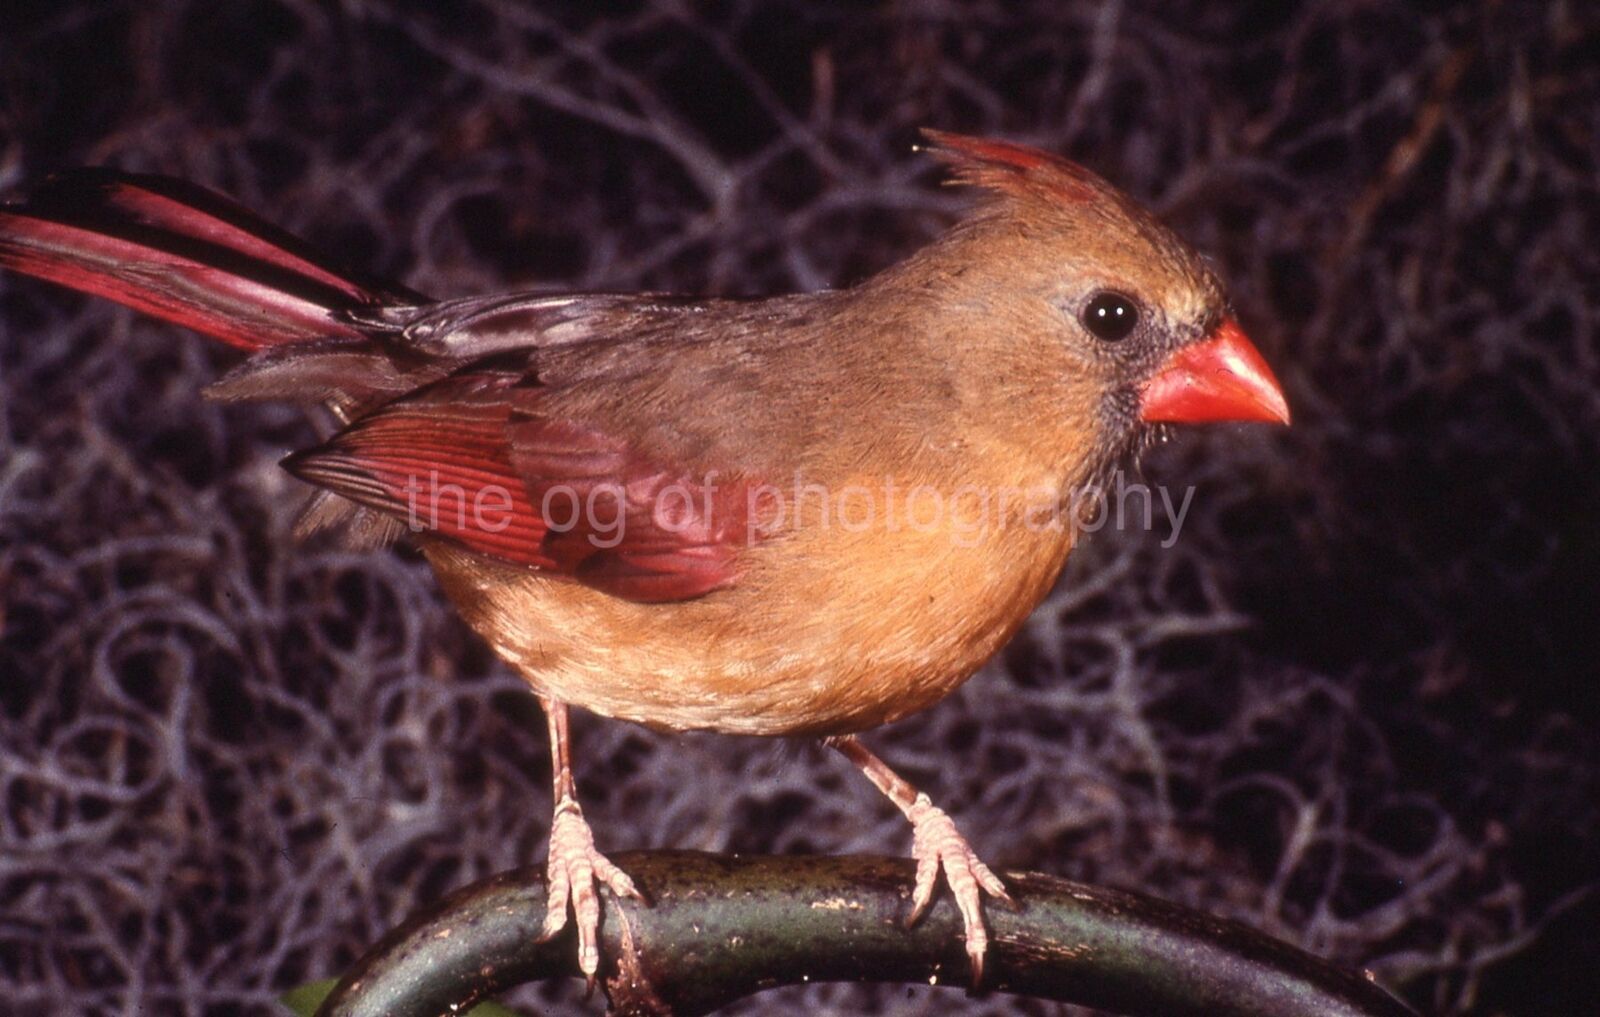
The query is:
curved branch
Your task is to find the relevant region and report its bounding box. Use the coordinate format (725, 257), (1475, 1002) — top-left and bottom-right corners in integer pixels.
(313, 851), (1419, 1017)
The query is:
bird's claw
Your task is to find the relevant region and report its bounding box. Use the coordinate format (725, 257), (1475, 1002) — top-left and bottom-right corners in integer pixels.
(539, 798), (644, 988)
(904, 793), (1011, 987)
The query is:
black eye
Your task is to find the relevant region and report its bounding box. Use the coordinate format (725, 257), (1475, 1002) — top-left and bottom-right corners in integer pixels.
(1082, 292), (1139, 342)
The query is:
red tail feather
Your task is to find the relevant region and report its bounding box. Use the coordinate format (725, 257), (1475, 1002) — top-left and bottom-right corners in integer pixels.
(0, 170), (419, 350)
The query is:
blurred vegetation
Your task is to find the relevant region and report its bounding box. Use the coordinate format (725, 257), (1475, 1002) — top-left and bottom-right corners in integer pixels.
(1, 2), (1595, 1014)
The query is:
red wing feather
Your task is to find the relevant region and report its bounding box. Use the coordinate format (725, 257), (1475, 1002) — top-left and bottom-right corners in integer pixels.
(509, 413), (753, 600)
(285, 375), (754, 603)
(282, 401), (555, 566)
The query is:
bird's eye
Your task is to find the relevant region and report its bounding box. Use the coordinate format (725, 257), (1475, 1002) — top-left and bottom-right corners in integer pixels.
(1081, 292), (1139, 342)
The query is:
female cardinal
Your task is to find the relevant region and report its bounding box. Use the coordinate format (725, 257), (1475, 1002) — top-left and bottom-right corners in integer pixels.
(0, 131), (1288, 987)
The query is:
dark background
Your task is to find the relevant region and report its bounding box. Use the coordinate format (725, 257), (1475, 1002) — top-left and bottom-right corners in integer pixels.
(1, 2), (1595, 1015)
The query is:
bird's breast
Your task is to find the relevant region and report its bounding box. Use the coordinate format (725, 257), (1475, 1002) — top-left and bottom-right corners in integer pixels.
(425, 473), (1076, 737)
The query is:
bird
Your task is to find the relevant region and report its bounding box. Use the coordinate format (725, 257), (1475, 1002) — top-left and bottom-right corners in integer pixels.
(0, 130), (1289, 989)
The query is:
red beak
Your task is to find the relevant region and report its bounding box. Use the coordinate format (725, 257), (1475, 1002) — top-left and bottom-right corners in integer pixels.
(1138, 318), (1291, 425)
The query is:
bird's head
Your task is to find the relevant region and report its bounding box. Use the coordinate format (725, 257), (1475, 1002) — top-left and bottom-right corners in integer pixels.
(902, 130), (1289, 490)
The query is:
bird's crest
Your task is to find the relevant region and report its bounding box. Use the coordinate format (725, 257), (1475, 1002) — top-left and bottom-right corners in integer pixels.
(919, 129), (1107, 208)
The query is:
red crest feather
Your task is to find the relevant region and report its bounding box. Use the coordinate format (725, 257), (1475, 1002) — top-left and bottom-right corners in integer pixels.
(919, 129), (1105, 207)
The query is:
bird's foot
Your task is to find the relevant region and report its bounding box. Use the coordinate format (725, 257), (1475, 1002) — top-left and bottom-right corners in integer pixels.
(538, 797), (645, 990)
(905, 792), (1013, 986)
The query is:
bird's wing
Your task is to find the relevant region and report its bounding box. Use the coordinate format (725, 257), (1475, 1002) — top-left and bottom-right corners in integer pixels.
(282, 355), (760, 603)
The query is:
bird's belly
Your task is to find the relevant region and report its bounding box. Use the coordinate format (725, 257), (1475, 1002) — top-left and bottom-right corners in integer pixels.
(424, 514), (1072, 737)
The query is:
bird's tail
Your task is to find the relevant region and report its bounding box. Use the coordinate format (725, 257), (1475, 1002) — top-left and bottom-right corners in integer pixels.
(0, 169), (420, 351)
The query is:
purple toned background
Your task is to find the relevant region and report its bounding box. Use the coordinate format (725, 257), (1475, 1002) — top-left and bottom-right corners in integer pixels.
(1, 2), (1595, 1014)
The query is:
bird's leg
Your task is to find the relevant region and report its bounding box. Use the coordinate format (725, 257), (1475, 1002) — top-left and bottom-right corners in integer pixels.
(536, 696), (644, 990)
(829, 735), (1013, 986)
